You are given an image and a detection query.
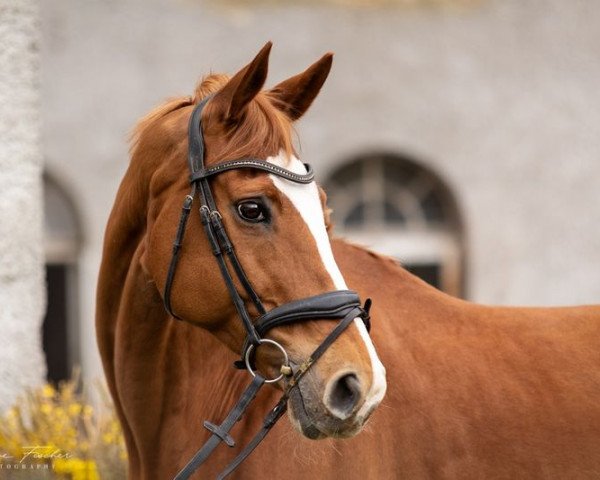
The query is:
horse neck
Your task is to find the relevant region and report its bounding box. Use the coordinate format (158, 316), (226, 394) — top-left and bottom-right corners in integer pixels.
(96, 162), (249, 442)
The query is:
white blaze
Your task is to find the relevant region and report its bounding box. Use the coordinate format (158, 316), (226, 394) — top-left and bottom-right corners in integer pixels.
(268, 152), (387, 419)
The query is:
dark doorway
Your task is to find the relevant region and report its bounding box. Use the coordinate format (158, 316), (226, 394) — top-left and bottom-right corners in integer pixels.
(43, 264), (71, 384)
(43, 174), (80, 384)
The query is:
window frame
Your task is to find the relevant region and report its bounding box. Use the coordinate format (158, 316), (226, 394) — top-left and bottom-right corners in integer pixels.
(324, 153), (464, 297)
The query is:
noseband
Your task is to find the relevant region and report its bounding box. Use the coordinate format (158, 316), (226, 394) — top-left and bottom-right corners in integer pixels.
(164, 96), (372, 479)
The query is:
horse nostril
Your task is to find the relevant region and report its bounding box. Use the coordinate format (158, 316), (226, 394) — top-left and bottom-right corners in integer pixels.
(324, 373), (362, 420)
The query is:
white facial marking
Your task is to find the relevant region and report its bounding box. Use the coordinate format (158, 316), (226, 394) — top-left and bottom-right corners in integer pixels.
(267, 151), (387, 419)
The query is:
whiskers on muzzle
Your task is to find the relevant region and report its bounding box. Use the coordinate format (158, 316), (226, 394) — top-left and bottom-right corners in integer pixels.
(285, 364), (378, 440)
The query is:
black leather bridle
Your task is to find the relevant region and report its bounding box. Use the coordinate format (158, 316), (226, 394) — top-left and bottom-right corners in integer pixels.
(163, 95), (372, 480)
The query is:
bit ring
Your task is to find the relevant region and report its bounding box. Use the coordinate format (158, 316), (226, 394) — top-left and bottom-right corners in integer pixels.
(245, 339), (290, 384)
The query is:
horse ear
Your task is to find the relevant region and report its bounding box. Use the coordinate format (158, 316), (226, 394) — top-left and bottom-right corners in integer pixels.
(211, 42), (272, 122)
(268, 53), (333, 121)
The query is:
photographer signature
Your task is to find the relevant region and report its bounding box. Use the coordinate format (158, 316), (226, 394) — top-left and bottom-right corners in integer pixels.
(1, 446), (71, 463)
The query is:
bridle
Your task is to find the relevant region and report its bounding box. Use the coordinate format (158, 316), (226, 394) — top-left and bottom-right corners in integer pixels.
(163, 95), (372, 479)
(166, 95), (372, 479)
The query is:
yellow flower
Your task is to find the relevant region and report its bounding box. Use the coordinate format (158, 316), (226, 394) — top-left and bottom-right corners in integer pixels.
(68, 403), (82, 416)
(54, 407), (67, 418)
(41, 384), (56, 399)
(0, 378), (127, 478)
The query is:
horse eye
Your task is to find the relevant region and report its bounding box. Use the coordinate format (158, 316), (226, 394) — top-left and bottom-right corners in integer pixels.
(237, 200), (268, 223)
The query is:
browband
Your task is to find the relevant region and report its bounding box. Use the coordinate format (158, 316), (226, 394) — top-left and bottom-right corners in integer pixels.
(190, 159), (314, 184)
(187, 94), (313, 185)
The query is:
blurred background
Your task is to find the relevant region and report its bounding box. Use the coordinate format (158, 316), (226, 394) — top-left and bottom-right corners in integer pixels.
(1, 0), (600, 411)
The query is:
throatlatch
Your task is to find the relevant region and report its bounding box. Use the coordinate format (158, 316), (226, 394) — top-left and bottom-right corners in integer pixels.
(163, 96), (372, 480)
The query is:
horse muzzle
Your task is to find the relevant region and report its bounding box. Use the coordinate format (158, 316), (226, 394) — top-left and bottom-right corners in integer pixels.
(286, 362), (373, 440)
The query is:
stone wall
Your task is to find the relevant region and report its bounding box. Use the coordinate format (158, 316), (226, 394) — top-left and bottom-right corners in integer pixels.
(0, 0), (44, 411)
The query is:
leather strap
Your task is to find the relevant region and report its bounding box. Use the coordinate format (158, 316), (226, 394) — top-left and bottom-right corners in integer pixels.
(163, 190), (196, 319)
(216, 399), (288, 480)
(190, 159), (314, 184)
(173, 375), (266, 480)
(255, 290), (362, 335)
(199, 206), (261, 345)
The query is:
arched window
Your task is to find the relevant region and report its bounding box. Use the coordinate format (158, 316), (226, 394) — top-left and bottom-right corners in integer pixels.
(324, 153), (464, 296)
(43, 174), (81, 383)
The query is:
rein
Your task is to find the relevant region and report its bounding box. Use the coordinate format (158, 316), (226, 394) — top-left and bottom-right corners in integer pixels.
(163, 96), (372, 479)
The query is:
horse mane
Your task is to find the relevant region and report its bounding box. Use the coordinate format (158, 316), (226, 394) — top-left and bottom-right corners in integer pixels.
(129, 74), (295, 164)
(128, 96), (194, 155)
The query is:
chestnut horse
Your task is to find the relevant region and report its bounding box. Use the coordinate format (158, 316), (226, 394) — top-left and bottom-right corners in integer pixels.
(97, 44), (600, 479)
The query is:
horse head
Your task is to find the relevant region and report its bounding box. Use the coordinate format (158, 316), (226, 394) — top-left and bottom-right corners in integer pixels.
(136, 43), (386, 440)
